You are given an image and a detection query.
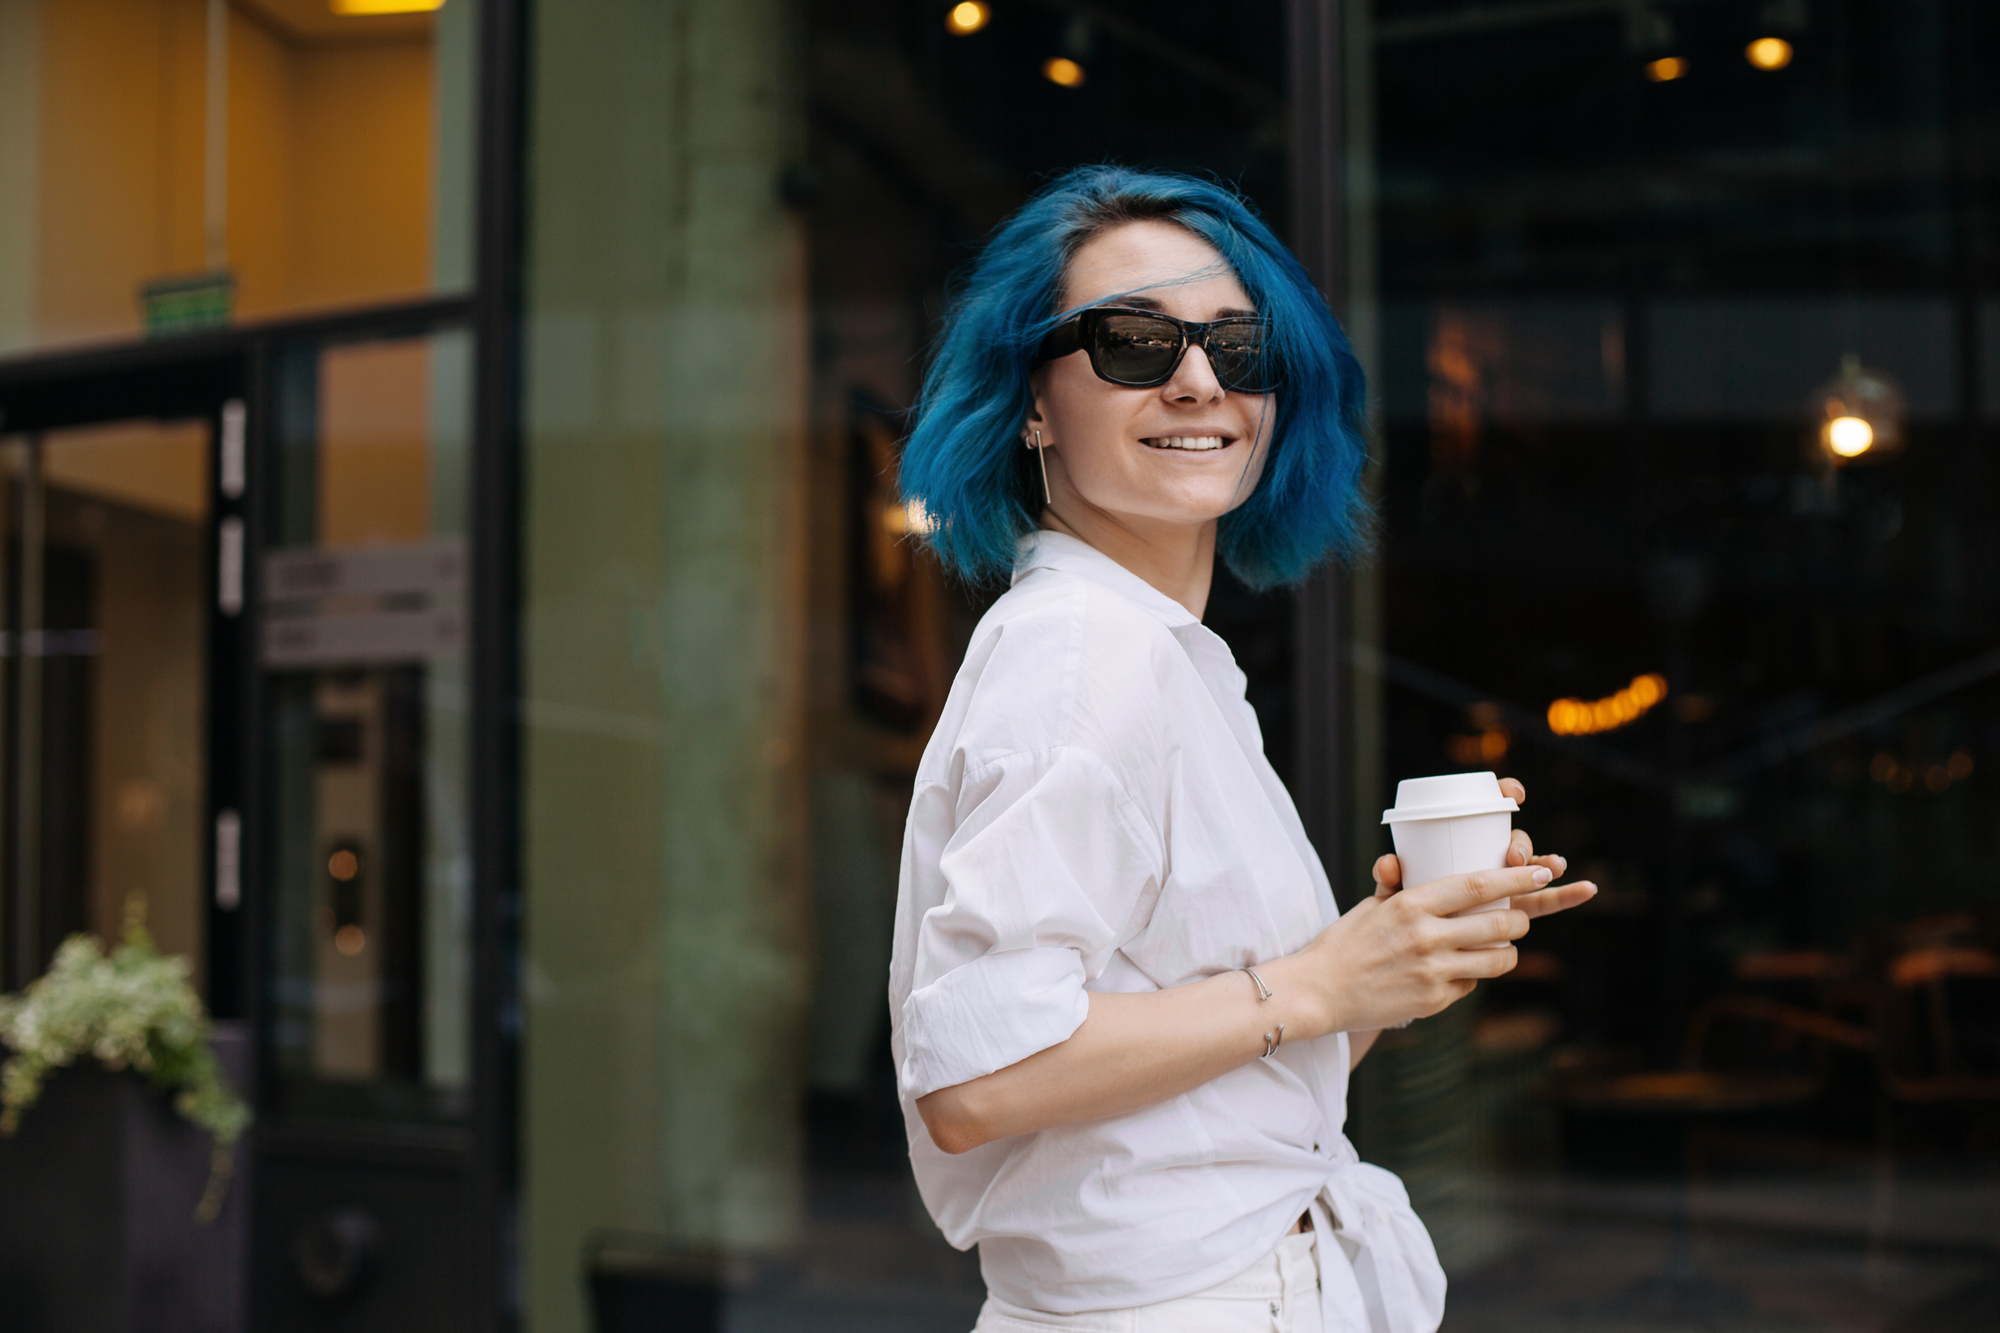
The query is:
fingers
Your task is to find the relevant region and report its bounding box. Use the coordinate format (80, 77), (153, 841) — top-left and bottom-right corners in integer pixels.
(1505, 831), (1568, 881)
(1420, 978), (1480, 1019)
(1498, 777), (1527, 805)
(1457, 943), (1520, 980)
(1507, 829), (1535, 866)
(1435, 906), (1529, 951)
(1513, 881), (1597, 919)
(1372, 853), (1403, 896)
(1408, 864), (1549, 916)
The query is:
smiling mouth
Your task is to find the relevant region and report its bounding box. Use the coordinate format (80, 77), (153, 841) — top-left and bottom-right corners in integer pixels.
(1142, 435), (1233, 452)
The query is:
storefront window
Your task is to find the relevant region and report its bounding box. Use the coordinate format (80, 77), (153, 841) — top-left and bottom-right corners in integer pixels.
(0, 0), (477, 357)
(1349, 0), (2000, 1321)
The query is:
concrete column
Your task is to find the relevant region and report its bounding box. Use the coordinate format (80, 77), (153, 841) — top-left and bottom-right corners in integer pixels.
(521, 2), (809, 1330)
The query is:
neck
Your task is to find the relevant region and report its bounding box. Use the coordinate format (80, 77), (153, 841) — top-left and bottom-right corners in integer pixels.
(1039, 503), (1217, 620)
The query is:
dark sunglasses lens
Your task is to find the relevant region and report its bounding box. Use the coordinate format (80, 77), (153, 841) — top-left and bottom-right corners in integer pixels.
(1208, 323), (1276, 393)
(1092, 314), (1184, 384)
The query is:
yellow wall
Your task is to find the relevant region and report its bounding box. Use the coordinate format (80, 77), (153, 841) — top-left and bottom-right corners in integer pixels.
(12, 0), (440, 351)
(319, 338), (433, 546)
(289, 39), (435, 310)
(32, 0), (198, 342)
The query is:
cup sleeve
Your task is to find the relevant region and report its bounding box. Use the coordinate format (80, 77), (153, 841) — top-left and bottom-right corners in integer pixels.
(897, 746), (1162, 1101)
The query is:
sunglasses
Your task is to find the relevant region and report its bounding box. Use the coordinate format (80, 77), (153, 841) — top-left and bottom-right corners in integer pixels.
(1033, 307), (1280, 395)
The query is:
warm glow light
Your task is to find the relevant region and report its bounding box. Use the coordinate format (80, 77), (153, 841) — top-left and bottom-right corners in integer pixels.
(1746, 37), (1793, 70)
(883, 499), (937, 536)
(1827, 415), (1874, 457)
(1043, 57), (1087, 88)
(946, 2), (990, 35)
(327, 848), (361, 881)
(1645, 56), (1687, 82)
(334, 925), (367, 956)
(1548, 674), (1669, 736)
(331, 0), (445, 14)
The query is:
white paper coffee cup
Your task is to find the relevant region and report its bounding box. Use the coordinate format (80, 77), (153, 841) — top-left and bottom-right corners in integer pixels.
(1382, 772), (1520, 948)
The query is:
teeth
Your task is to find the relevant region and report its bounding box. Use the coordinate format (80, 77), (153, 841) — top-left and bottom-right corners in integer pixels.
(1147, 435), (1227, 451)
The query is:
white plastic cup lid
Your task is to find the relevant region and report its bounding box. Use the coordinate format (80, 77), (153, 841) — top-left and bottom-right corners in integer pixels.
(1381, 771), (1520, 824)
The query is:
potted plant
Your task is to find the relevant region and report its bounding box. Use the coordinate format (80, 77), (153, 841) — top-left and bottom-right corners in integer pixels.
(0, 905), (252, 1333)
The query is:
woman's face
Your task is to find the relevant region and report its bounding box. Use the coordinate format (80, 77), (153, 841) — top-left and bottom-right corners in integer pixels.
(1027, 220), (1275, 534)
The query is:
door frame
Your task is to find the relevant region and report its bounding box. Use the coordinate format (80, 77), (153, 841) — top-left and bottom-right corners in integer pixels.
(0, 286), (514, 1327)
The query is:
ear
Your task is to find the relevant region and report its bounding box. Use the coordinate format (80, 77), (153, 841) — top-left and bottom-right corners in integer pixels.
(1021, 369), (1050, 442)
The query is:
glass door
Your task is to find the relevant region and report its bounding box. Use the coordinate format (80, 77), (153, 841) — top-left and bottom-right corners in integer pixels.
(2, 415), (215, 990)
(260, 327), (474, 1127)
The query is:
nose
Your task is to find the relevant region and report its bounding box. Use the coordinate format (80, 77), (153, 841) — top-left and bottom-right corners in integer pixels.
(1162, 342), (1225, 403)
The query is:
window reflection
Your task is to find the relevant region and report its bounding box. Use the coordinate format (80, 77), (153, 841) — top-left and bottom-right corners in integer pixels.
(1355, 0), (2000, 1319)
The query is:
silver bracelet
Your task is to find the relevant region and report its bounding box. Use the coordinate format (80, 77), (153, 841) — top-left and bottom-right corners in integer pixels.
(1243, 968), (1283, 1057)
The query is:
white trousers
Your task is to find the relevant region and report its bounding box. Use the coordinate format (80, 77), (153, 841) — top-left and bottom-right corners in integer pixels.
(971, 1231), (1323, 1333)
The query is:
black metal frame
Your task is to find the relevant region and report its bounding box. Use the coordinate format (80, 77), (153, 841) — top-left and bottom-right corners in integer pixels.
(0, 292), (471, 1008)
(1287, 0), (1350, 887)
(467, 0), (527, 1324)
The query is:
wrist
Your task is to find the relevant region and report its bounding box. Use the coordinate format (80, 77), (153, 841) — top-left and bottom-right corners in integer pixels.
(1253, 949), (1341, 1041)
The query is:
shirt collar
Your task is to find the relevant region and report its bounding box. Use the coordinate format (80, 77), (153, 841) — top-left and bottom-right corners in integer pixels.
(1011, 530), (1202, 631)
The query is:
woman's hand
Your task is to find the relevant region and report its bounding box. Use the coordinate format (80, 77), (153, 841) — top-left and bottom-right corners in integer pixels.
(1369, 777), (1596, 924)
(1328, 778), (1597, 1042)
(1263, 863), (1554, 1037)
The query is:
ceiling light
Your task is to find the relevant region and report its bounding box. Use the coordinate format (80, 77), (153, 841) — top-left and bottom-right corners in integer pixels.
(331, 0), (445, 14)
(1826, 416), (1873, 458)
(1814, 354), (1904, 465)
(946, 2), (990, 34)
(1645, 56), (1687, 82)
(1746, 37), (1793, 70)
(1043, 57), (1086, 88)
(1548, 674), (1669, 737)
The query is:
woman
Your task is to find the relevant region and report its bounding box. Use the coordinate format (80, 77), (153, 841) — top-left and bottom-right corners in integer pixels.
(889, 167), (1595, 1333)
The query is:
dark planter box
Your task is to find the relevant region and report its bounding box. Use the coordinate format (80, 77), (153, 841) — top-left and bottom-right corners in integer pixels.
(587, 1235), (738, 1333)
(0, 1024), (248, 1333)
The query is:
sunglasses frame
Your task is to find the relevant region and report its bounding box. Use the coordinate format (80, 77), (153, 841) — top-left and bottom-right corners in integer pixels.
(1033, 306), (1280, 394)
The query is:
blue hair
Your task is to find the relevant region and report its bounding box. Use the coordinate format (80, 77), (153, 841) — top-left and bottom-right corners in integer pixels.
(899, 165), (1372, 591)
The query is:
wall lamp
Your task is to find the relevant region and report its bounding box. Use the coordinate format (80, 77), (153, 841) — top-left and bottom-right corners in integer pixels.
(1814, 355), (1904, 465)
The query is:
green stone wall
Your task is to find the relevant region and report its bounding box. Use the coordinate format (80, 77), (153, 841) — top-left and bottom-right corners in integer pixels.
(520, 2), (809, 1328)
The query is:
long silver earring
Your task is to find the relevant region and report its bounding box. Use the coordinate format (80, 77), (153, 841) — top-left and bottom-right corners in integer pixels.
(1033, 429), (1052, 507)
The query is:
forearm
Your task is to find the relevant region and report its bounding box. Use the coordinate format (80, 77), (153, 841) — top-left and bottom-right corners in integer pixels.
(917, 865), (1557, 1155)
(918, 958), (1330, 1154)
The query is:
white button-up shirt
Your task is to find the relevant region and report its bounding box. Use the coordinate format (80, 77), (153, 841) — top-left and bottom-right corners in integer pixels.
(890, 532), (1446, 1333)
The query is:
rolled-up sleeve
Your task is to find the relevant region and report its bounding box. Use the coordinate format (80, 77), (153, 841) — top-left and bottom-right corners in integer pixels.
(898, 745), (1162, 1099)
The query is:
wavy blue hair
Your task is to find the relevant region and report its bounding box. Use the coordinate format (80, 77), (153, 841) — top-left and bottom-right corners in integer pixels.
(899, 165), (1372, 591)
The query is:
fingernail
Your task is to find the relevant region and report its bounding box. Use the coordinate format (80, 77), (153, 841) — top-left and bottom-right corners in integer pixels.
(1531, 867), (1552, 886)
